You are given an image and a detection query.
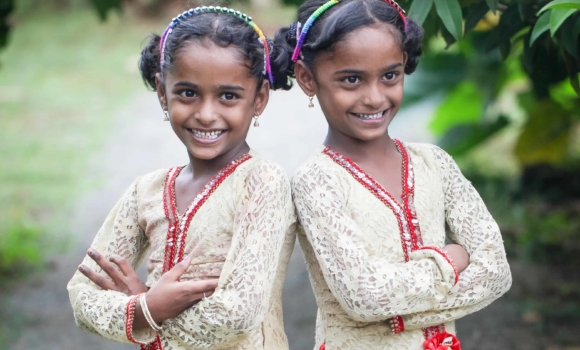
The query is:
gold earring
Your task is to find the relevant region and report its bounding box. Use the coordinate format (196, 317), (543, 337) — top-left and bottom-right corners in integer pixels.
(253, 115), (260, 127)
(308, 95), (315, 108)
(163, 109), (169, 122)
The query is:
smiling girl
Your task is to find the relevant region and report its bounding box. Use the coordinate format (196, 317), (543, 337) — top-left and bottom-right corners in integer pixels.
(67, 7), (295, 350)
(275, 0), (512, 349)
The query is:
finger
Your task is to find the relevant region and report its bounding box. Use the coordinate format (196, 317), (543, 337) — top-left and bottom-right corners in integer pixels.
(87, 249), (125, 285)
(79, 264), (117, 291)
(164, 255), (192, 281)
(190, 289), (215, 303)
(182, 279), (219, 294)
(109, 254), (136, 277)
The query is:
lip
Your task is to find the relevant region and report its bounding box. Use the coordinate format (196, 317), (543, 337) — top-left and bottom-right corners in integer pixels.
(350, 109), (388, 125)
(187, 128), (227, 145)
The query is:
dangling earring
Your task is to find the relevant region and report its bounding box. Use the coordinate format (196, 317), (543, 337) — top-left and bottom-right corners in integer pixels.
(308, 95), (315, 108)
(253, 115), (260, 127)
(163, 109), (169, 122)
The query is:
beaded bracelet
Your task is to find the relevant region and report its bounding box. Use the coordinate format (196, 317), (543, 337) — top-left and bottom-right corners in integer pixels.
(140, 293), (163, 333)
(159, 6), (274, 84)
(125, 294), (148, 344)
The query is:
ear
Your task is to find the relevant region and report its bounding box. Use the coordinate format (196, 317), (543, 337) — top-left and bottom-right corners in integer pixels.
(253, 79), (270, 116)
(402, 52), (408, 70)
(155, 73), (167, 110)
(294, 60), (317, 97)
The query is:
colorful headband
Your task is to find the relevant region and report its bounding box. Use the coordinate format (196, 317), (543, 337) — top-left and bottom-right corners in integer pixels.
(159, 6), (274, 85)
(291, 0), (407, 62)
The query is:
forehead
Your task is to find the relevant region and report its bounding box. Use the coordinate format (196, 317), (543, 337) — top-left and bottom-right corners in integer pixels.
(168, 40), (253, 83)
(319, 24), (404, 69)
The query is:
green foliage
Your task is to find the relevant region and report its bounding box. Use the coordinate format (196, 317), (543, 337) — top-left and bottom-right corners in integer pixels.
(0, 0), (14, 51)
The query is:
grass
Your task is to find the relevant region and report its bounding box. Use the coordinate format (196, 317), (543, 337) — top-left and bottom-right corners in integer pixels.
(0, 5), (165, 279)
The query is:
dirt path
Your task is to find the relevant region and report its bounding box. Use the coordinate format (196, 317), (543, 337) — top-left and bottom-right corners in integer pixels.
(5, 88), (544, 350)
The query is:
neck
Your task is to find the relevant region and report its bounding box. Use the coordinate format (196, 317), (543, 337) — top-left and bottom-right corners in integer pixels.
(186, 142), (250, 179)
(323, 128), (397, 163)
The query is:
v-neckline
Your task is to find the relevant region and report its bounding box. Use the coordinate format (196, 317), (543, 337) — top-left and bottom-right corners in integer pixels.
(323, 139), (423, 260)
(161, 152), (252, 273)
(324, 140), (409, 208)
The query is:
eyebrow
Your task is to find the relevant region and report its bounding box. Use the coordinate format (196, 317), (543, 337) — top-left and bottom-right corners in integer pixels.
(217, 84), (245, 91)
(174, 81), (199, 89)
(334, 63), (404, 75)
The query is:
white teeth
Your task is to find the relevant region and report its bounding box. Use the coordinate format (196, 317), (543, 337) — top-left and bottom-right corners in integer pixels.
(191, 130), (223, 139)
(357, 112), (384, 120)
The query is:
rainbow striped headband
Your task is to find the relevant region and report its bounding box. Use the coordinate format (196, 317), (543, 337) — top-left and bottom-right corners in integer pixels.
(159, 6), (274, 84)
(291, 0), (408, 62)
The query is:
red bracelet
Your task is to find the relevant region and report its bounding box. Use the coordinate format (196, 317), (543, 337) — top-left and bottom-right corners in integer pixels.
(125, 293), (146, 344)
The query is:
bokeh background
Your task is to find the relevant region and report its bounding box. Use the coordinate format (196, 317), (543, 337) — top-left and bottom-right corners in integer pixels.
(1, 0), (579, 349)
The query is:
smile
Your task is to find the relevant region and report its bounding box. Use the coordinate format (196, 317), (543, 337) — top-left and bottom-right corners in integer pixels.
(189, 129), (224, 140)
(355, 111), (385, 120)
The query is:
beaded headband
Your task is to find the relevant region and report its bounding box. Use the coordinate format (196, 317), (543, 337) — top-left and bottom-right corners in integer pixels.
(291, 0), (407, 62)
(159, 6), (274, 84)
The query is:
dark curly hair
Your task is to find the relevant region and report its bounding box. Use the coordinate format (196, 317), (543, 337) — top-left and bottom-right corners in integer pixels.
(274, 0), (424, 77)
(139, 11), (293, 91)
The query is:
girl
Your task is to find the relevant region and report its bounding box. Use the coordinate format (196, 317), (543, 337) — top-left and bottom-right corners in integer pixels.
(67, 6), (296, 350)
(275, 0), (512, 349)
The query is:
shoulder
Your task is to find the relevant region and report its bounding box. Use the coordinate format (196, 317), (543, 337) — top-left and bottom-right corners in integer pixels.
(134, 168), (170, 191)
(403, 142), (456, 170)
(291, 149), (347, 193)
(236, 151), (290, 188)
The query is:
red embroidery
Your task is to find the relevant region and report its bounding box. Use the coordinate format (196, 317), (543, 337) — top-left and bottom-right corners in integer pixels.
(162, 153), (252, 273)
(323, 146), (414, 261)
(418, 246), (460, 285)
(319, 342), (326, 350)
(125, 294), (144, 344)
(151, 153), (251, 350)
(323, 141), (452, 343)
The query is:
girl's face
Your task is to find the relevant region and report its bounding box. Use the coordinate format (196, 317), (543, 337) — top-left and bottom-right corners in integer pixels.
(296, 24), (407, 142)
(157, 41), (269, 160)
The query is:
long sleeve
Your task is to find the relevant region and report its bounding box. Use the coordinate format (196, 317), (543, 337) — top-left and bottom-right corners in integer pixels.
(162, 162), (294, 348)
(293, 164), (459, 324)
(400, 146), (512, 330)
(67, 179), (153, 343)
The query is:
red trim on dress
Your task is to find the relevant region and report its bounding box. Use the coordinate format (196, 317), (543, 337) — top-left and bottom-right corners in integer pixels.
(418, 246), (460, 285)
(143, 153), (252, 350)
(322, 141), (454, 348)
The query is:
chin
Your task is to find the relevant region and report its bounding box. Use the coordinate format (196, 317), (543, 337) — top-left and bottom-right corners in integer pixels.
(187, 146), (223, 160)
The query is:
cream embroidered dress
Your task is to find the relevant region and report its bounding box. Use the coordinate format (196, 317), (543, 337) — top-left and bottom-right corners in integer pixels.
(292, 141), (512, 350)
(67, 151), (296, 350)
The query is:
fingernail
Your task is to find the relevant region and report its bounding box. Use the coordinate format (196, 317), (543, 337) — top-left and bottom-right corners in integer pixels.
(87, 249), (95, 257)
(78, 265), (85, 272)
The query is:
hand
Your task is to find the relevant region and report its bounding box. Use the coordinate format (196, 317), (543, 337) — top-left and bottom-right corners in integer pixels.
(78, 248), (148, 295)
(144, 255), (219, 324)
(442, 244), (469, 273)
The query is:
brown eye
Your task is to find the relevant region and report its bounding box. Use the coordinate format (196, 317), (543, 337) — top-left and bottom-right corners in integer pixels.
(384, 73), (396, 81)
(344, 76), (360, 84)
(180, 90), (196, 98)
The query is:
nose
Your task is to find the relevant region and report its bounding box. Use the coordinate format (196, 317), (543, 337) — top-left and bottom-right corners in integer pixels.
(194, 99), (218, 125)
(361, 82), (385, 109)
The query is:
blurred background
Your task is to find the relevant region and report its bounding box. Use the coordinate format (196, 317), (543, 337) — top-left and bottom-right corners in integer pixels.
(0, 0), (579, 349)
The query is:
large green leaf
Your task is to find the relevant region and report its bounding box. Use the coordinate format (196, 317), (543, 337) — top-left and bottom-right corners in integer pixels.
(409, 0), (434, 25)
(515, 99), (573, 165)
(433, 0), (463, 42)
(559, 14), (580, 58)
(530, 11), (551, 45)
(550, 8), (577, 35)
(486, 0), (499, 13)
(430, 81), (483, 136)
(465, 2), (492, 34)
(438, 116), (510, 156)
(539, 0), (580, 14)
